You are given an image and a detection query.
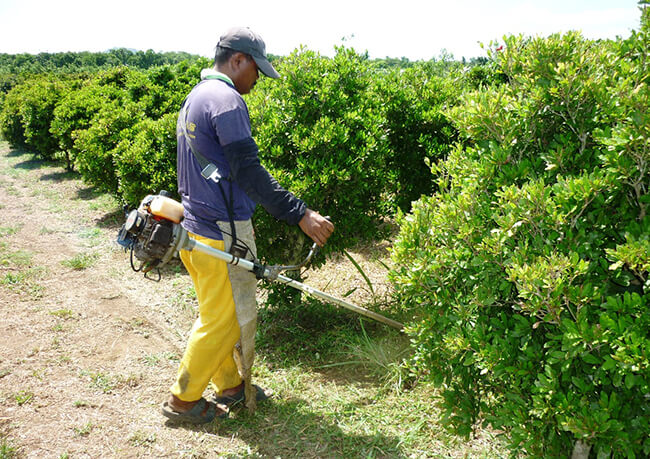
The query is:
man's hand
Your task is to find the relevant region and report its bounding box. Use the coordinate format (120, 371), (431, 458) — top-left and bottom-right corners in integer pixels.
(298, 208), (334, 247)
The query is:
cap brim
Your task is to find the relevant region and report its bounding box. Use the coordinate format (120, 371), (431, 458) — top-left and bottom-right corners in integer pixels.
(252, 55), (280, 78)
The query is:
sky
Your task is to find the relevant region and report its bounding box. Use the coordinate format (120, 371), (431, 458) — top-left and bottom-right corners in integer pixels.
(0, 0), (643, 61)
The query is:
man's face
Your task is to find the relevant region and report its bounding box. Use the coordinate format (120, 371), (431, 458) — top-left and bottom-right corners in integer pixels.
(233, 54), (259, 95)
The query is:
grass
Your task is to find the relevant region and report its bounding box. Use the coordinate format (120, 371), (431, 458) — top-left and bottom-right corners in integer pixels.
(60, 252), (99, 270)
(77, 228), (104, 248)
(73, 400), (96, 408)
(2, 185), (19, 196)
(220, 359), (505, 458)
(32, 186), (62, 201)
(14, 390), (34, 406)
(1, 265), (46, 298)
(31, 368), (47, 380)
(1, 271), (29, 286)
(49, 308), (75, 319)
(73, 422), (94, 437)
(57, 354), (72, 365)
(0, 225), (22, 237)
(86, 192), (119, 211)
(80, 370), (141, 394)
(0, 436), (17, 459)
(239, 296), (509, 457)
(343, 249), (376, 296)
(116, 373), (141, 389)
(0, 247), (32, 267)
(127, 430), (156, 447)
(170, 285), (198, 319)
(141, 351), (177, 366)
(81, 370), (116, 394)
(126, 317), (151, 338)
(78, 227), (102, 239)
(323, 324), (413, 393)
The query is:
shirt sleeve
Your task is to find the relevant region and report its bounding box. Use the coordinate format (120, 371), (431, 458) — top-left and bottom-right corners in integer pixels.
(222, 137), (307, 225)
(212, 104), (252, 145)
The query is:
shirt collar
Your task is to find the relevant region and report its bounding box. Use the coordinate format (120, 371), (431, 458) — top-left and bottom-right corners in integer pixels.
(200, 68), (234, 86)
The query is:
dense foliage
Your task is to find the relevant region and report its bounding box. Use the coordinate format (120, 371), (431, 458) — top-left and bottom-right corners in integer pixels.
(391, 7), (650, 458)
(0, 48), (203, 74)
(0, 48), (470, 266)
(0, 76), (70, 159)
(247, 48), (476, 265)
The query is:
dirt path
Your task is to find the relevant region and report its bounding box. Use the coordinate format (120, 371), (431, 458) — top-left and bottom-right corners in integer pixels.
(0, 145), (217, 457)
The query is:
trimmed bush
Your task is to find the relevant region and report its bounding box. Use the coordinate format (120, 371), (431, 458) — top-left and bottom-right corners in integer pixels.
(247, 47), (393, 266)
(50, 78), (101, 170)
(390, 18), (650, 458)
(0, 77), (67, 158)
(114, 113), (178, 205)
(0, 85), (26, 147)
(371, 65), (460, 211)
(50, 64), (203, 194)
(73, 98), (141, 195)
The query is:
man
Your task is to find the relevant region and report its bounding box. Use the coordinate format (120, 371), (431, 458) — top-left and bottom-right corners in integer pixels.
(161, 27), (334, 423)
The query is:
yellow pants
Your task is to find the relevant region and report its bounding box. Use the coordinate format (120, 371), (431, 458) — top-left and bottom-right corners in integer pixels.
(170, 233), (242, 402)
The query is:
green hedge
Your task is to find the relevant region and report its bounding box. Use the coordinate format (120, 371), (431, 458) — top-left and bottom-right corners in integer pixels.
(114, 113), (179, 205)
(0, 50), (467, 267)
(248, 48), (392, 263)
(372, 65), (460, 210)
(0, 76), (68, 157)
(247, 49), (467, 265)
(390, 12), (650, 458)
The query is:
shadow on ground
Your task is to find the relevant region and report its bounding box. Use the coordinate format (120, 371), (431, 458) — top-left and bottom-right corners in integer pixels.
(6, 147), (71, 176)
(6, 147), (31, 158)
(7, 148), (59, 170)
(76, 185), (106, 201)
(40, 170), (78, 182)
(166, 396), (406, 458)
(95, 209), (124, 228)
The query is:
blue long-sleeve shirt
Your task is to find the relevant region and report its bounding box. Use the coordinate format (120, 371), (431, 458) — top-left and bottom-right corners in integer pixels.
(177, 76), (306, 240)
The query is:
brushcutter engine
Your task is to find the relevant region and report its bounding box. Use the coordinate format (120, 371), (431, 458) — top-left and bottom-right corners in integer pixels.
(116, 192), (188, 279)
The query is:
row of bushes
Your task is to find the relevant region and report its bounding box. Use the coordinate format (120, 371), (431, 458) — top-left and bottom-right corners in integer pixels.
(391, 6), (649, 458)
(0, 49), (491, 265)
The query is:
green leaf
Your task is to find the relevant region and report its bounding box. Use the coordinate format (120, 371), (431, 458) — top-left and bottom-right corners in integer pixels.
(582, 353), (601, 365)
(463, 353), (476, 366)
(602, 356), (617, 371)
(572, 376), (588, 392)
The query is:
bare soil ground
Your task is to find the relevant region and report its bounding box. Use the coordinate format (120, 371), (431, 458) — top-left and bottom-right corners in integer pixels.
(0, 143), (505, 458)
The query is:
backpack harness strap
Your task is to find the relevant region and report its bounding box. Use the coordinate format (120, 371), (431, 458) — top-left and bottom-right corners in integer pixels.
(178, 89), (242, 256)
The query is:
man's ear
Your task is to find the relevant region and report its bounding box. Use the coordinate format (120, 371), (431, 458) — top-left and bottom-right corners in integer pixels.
(231, 52), (247, 70)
